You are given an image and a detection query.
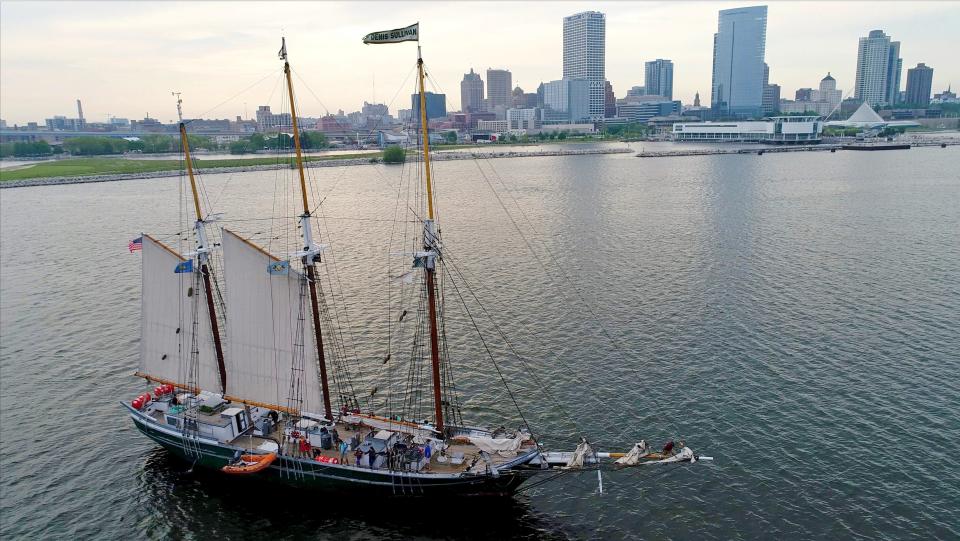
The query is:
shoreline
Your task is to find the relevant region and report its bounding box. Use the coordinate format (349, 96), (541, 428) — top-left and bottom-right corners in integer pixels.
(0, 147), (632, 189)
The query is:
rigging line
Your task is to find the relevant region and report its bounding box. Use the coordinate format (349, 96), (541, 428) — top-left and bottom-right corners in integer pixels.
(219, 216), (417, 223)
(185, 69), (281, 127)
(382, 143), (409, 411)
(305, 173), (368, 404)
(479, 156), (635, 356)
(441, 263), (540, 444)
(441, 250), (582, 439)
(292, 64), (417, 139)
(475, 159), (685, 442)
(467, 159), (613, 408)
(289, 84), (365, 412)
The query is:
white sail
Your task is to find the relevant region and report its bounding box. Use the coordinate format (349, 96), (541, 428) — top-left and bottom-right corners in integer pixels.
(221, 229), (324, 413)
(138, 234), (222, 392)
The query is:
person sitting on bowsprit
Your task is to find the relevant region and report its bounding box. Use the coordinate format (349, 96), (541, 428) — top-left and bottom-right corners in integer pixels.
(662, 440), (675, 455)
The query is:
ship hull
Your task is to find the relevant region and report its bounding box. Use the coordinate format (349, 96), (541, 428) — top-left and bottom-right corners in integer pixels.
(127, 405), (536, 496)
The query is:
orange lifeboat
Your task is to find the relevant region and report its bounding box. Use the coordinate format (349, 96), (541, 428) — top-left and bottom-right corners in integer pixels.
(221, 452), (277, 475)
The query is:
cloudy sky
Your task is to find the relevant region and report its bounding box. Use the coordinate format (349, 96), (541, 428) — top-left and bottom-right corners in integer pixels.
(1, 1), (957, 124)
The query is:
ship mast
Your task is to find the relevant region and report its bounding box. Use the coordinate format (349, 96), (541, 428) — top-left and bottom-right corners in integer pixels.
(174, 93), (227, 394)
(416, 46), (445, 436)
(280, 39), (334, 421)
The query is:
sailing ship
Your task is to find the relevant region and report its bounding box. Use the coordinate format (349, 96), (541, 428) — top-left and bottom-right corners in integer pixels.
(124, 28), (709, 496)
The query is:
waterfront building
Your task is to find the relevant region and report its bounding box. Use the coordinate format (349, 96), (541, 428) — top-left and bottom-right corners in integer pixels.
(812, 73), (843, 113)
(506, 108), (542, 130)
(854, 30), (902, 106)
(694, 92), (701, 107)
(762, 84), (780, 114)
(617, 100), (681, 123)
(537, 123), (597, 134)
(542, 78), (591, 123)
(627, 86), (645, 97)
(476, 119), (509, 132)
(784, 73), (843, 118)
(511, 87), (538, 109)
(710, 5), (767, 118)
(563, 11), (606, 119)
(932, 85), (957, 104)
(778, 100), (831, 116)
(645, 59), (674, 100)
(461, 69), (485, 113)
(44, 115), (85, 131)
(486, 69), (512, 111)
(673, 116), (822, 143)
(761, 64), (779, 114)
(410, 92), (447, 120)
(905, 63), (934, 105)
(605, 81), (616, 118)
(255, 105), (292, 132)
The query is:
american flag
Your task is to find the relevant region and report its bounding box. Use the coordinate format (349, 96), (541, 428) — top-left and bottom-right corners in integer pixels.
(128, 236), (143, 253)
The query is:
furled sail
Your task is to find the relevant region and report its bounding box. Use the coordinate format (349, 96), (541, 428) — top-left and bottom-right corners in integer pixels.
(221, 229), (324, 413)
(138, 234), (221, 392)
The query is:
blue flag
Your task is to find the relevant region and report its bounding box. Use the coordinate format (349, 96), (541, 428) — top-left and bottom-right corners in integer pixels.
(267, 260), (290, 275)
(174, 260), (194, 274)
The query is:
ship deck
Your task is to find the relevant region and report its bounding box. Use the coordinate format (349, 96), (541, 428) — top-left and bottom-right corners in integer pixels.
(146, 409), (534, 475)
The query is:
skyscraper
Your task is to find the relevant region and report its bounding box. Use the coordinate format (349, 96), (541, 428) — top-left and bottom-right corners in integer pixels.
(854, 30), (902, 106)
(542, 79), (591, 122)
(410, 92), (446, 120)
(460, 69), (484, 113)
(563, 11), (606, 119)
(644, 59), (674, 100)
(710, 5), (768, 118)
(905, 63), (934, 105)
(761, 63), (779, 114)
(486, 69), (512, 111)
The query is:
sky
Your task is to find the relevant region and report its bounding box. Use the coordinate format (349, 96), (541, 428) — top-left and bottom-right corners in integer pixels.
(1, 1), (958, 125)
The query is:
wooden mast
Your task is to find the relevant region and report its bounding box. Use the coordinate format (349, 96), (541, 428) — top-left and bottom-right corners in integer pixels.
(175, 94), (227, 394)
(280, 39), (334, 421)
(416, 47), (445, 436)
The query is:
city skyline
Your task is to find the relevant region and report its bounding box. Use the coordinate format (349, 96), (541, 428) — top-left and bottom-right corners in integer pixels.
(1, 1), (958, 124)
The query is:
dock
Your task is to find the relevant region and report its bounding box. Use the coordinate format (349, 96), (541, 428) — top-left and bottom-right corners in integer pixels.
(637, 139), (958, 158)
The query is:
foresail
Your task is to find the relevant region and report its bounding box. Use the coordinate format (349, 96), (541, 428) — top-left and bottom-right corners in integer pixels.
(221, 229), (324, 413)
(138, 235), (221, 392)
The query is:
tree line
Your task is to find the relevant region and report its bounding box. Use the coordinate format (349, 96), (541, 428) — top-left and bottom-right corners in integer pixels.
(0, 131), (331, 158)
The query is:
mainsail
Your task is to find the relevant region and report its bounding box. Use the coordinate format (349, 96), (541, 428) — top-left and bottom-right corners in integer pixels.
(221, 229), (324, 413)
(138, 234), (221, 392)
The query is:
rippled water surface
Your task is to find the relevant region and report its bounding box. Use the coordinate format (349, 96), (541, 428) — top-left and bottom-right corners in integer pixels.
(2, 147), (959, 539)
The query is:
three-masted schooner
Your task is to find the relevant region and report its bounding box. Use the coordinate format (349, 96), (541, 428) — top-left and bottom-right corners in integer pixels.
(125, 28), (708, 496)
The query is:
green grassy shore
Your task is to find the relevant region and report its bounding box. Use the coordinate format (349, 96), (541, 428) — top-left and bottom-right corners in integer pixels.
(0, 153), (380, 182)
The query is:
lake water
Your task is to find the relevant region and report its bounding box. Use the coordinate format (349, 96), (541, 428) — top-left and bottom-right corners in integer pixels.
(1, 147), (958, 539)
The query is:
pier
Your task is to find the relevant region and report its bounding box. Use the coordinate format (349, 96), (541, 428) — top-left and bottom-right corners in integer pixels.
(637, 139), (958, 158)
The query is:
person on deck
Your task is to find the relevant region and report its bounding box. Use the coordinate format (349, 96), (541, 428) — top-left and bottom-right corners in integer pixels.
(338, 440), (348, 464)
(298, 437), (311, 458)
(662, 440), (675, 456)
(367, 447), (377, 469)
(354, 448), (363, 467)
